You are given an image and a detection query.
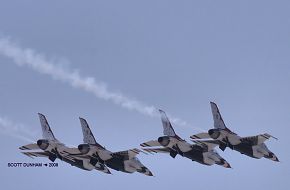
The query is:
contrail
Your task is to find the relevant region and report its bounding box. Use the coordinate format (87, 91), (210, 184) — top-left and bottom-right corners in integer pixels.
(0, 37), (204, 131)
(0, 115), (38, 142)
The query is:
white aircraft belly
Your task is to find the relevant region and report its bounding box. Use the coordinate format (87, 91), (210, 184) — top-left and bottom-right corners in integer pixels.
(97, 149), (113, 161)
(202, 152), (215, 165)
(252, 145), (264, 158)
(82, 159), (94, 171)
(177, 141), (192, 152)
(227, 134), (241, 145)
(124, 160), (137, 173)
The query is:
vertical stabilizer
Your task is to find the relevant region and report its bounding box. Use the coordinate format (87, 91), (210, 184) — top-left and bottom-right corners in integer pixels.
(38, 113), (56, 141)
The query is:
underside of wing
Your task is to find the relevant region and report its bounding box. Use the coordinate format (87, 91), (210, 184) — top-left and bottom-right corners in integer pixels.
(140, 140), (161, 147)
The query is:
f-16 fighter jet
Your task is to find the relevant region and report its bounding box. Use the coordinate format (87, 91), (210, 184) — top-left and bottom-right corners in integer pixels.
(191, 102), (279, 162)
(140, 110), (231, 168)
(20, 113), (111, 174)
(75, 117), (153, 176)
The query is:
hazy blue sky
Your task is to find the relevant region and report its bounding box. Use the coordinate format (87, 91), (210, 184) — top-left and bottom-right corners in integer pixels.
(0, 1), (289, 189)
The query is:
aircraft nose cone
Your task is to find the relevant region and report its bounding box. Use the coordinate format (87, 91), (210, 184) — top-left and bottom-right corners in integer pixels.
(144, 167), (154, 176)
(268, 152), (279, 162)
(223, 161), (232, 168)
(106, 169), (112, 174)
(146, 170), (154, 176)
(272, 155), (279, 162)
(225, 163), (232, 168)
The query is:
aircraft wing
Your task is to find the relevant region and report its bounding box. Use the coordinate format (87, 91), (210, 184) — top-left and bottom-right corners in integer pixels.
(142, 147), (171, 154)
(190, 133), (211, 139)
(19, 143), (39, 150)
(140, 140), (161, 147)
(240, 133), (278, 145)
(112, 148), (144, 160)
(191, 140), (220, 150)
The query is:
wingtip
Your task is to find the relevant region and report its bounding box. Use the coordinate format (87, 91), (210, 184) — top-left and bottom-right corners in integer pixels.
(265, 133), (278, 140)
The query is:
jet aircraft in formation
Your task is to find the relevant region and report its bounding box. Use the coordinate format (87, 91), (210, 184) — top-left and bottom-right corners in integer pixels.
(20, 113), (111, 174)
(20, 114), (152, 175)
(190, 102), (279, 162)
(141, 110), (231, 168)
(20, 102), (278, 175)
(75, 117), (153, 176)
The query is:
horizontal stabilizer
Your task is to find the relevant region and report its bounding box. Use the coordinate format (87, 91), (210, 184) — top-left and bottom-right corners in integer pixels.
(191, 140), (220, 150)
(140, 140), (161, 147)
(19, 143), (39, 150)
(190, 133), (211, 139)
(142, 147), (171, 154)
(62, 147), (83, 155)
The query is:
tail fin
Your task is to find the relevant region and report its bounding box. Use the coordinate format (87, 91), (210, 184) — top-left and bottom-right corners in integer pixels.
(79, 118), (97, 145)
(159, 110), (177, 137)
(210, 102), (227, 129)
(38, 113), (56, 141)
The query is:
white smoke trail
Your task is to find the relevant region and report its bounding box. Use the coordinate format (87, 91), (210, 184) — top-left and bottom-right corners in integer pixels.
(0, 115), (38, 142)
(0, 37), (204, 131)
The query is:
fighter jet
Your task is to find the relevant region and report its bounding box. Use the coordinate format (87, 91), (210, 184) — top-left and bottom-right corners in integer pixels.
(20, 113), (111, 174)
(140, 110), (231, 168)
(74, 117), (153, 176)
(190, 102), (279, 162)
